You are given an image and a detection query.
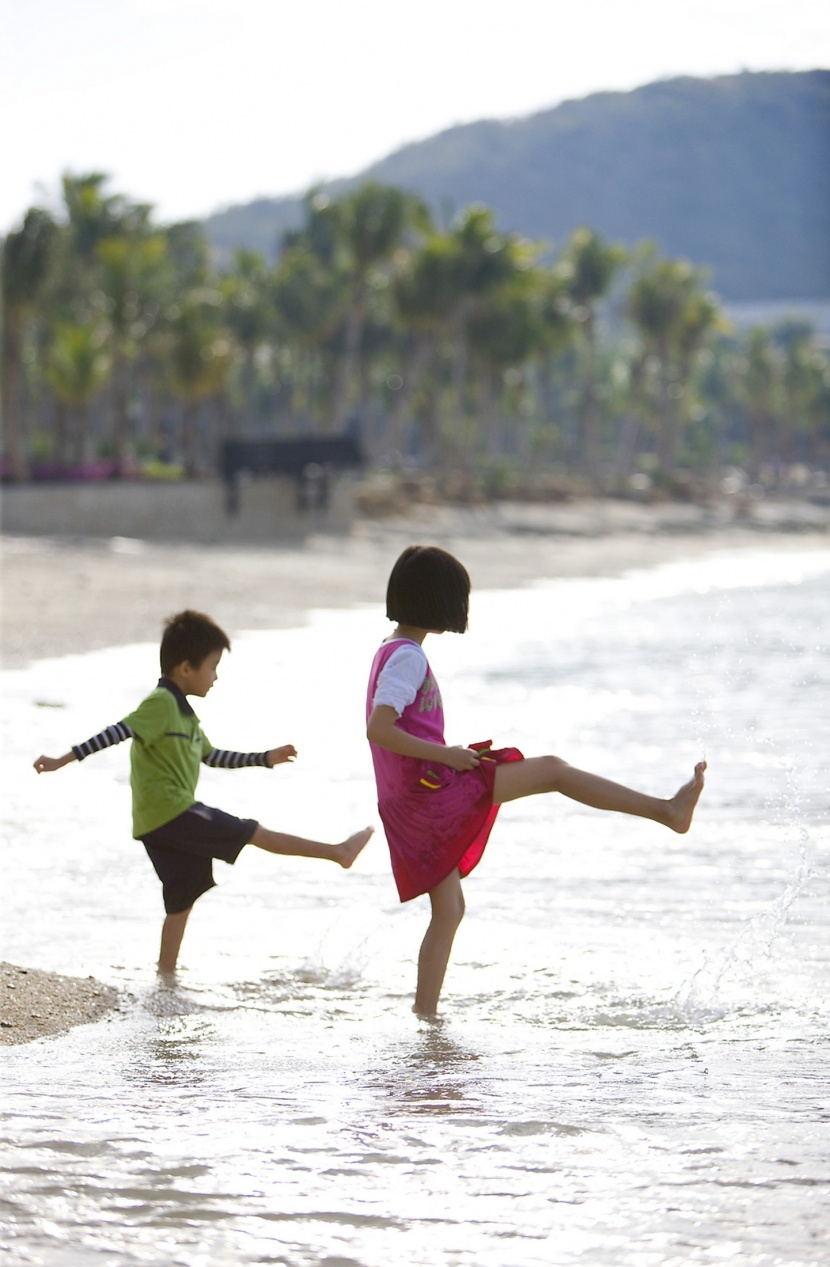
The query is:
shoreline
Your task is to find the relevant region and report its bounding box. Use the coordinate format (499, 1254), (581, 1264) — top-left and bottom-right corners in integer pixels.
(3, 497), (829, 668)
(3, 498), (829, 1043)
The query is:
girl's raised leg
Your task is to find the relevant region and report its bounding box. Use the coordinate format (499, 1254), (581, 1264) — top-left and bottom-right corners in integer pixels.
(414, 868), (466, 1015)
(492, 756), (706, 833)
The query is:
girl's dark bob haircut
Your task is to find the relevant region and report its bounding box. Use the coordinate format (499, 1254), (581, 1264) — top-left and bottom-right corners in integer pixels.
(386, 545), (470, 633)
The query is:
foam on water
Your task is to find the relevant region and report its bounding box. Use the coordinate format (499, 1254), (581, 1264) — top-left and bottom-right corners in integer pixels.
(2, 546), (829, 1265)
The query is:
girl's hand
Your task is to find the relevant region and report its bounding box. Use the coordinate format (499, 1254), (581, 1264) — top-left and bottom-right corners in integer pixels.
(33, 753), (74, 774)
(267, 744), (297, 767)
(442, 746), (480, 771)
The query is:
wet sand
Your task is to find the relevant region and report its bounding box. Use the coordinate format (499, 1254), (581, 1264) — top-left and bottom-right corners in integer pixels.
(1, 962), (121, 1046)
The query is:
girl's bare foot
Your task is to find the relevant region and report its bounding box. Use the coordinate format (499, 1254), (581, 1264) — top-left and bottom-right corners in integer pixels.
(337, 827), (374, 868)
(665, 761), (707, 833)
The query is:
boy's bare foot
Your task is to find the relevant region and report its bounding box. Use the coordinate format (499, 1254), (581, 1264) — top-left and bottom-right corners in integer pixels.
(337, 826), (374, 868)
(665, 761), (707, 833)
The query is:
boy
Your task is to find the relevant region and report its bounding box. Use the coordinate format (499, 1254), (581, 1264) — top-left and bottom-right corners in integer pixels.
(34, 610), (372, 973)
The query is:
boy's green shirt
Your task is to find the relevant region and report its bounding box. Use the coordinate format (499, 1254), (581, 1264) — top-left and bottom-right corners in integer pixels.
(124, 683), (212, 837)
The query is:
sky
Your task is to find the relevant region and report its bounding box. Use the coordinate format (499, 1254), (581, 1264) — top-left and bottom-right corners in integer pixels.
(3, 0), (829, 233)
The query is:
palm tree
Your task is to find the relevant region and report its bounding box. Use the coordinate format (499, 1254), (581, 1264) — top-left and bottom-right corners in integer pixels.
(388, 234), (461, 456)
(627, 252), (720, 473)
(134, 220), (212, 460)
(1, 208), (58, 478)
(45, 322), (111, 465)
(271, 240), (348, 427)
(167, 292), (233, 476)
(62, 173), (150, 264)
(326, 183), (431, 433)
(95, 231), (169, 468)
(557, 228), (626, 474)
(467, 275), (547, 460)
(219, 249), (273, 432)
(534, 271), (578, 460)
(388, 208), (530, 462)
(779, 326), (828, 471)
(740, 328), (779, 479)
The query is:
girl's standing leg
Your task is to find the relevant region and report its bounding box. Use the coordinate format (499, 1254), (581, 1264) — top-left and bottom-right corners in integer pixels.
(414, 868), (466, 1015)
(492, 756), (706, 831)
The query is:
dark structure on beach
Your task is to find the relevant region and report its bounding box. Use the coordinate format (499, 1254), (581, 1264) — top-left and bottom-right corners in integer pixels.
(221, 436), (364, 514)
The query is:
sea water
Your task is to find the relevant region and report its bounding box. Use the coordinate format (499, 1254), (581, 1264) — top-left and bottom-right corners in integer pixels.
(1, 546), (829, 1266)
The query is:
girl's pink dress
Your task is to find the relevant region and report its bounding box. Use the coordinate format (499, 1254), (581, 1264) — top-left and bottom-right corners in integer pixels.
(366, 639), (523, 902)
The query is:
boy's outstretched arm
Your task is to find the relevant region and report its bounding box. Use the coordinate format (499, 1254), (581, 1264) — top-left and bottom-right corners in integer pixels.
(267, 744), (297, 767)
(33, 752), (77, 773)
(201, 743), (297, 769)
(34, 721), (133, 773)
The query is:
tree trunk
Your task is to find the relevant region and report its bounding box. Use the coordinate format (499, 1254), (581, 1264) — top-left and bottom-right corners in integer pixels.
(516, 387), (532, 471)
(357, 357), (376, 460)
(536, 357), (559, 464)
(420, 391), (441, 469)
(181, 400), (200, 477)
(1, 325), (29, 480)
(613, 414), (641, 479)
(482, 371), (500, 459)
(54, 401), (70, 464)
(243, 349), (257, 431)
(747, 408), (770, 481)
(451, 333), (468, 419)
(655, 351), (679, 473)
(329, 290), (366, 434)
(110, 353), (130, 471)
(71, 405), (87, 467)
(579, 315), (599, 475)
(386, 337), (436, 461)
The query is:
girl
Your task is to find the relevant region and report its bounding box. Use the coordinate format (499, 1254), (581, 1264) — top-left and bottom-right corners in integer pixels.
(366, 545), (706, 1015)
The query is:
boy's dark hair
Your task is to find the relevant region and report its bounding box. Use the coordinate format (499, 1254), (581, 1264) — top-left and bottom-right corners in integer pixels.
(386, 545), (470, 633)
(160, 610), (231, 674)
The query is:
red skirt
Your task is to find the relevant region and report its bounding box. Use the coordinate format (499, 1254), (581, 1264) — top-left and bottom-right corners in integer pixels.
(378, 742), (524, 902)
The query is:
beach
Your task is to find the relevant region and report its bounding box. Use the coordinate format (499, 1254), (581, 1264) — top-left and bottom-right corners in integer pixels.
(2, 495), (828, 1046)
(4, 495), (829, 668)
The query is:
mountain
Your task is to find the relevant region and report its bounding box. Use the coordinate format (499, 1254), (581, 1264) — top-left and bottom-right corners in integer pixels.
(204, 71), (830, 302)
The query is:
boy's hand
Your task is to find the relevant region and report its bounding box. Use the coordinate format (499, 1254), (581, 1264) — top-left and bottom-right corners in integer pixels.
(266, 745), (297, 767)
(33, 753), (75, 774)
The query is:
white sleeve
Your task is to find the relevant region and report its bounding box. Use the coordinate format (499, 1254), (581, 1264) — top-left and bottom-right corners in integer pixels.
(372, 643), (428, 716)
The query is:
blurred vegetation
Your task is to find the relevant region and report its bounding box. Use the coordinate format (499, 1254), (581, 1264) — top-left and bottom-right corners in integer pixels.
(2, 173), (829, 499)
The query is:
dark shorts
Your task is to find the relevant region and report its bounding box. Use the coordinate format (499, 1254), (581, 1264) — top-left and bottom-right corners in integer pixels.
(141, 803), (259, 914)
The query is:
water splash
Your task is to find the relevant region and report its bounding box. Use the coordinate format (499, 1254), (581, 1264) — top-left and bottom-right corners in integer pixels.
(674, 821), (811, 1018)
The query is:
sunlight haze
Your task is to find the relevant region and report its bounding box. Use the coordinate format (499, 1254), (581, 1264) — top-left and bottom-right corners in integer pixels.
(3, 0), (829, 230)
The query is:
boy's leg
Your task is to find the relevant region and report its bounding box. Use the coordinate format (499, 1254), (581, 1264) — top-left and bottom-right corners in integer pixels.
(414, 869), (465, 1016)
(158, 907), (192, 974)
(492, 756), (706, 834)
(250, 824), (373, 868)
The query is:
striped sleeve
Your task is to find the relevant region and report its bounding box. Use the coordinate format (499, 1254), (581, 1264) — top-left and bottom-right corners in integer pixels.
(202, 748), (270, 769)
(72, 721), (134, 762)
